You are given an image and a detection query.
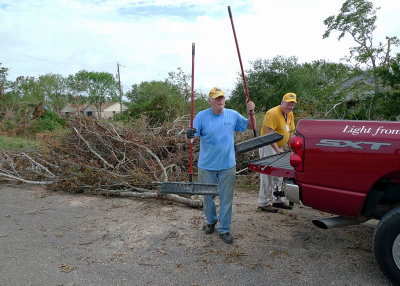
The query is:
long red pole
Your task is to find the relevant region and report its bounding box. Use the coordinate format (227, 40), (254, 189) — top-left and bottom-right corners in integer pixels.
(189, 43), (195, 182)
(228, 6), (257, 137)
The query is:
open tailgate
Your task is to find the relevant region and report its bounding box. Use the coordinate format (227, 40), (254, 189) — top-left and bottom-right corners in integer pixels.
(248, 151), (295, 178)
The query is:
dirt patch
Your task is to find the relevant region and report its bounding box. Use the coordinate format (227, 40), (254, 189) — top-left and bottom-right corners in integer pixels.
(0, 182), (391, 286)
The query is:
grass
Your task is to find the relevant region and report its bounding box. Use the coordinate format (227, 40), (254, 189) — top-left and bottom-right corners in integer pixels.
(0, 135), (39, 150)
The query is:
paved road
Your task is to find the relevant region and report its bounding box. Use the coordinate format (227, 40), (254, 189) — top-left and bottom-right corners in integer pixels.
(0, 184), (392, 286)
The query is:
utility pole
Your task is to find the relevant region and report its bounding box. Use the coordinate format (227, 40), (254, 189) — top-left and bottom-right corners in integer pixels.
(117, 62), (123, 114)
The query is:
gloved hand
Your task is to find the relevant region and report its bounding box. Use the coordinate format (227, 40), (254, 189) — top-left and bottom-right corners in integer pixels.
(186, 128), (197, 139)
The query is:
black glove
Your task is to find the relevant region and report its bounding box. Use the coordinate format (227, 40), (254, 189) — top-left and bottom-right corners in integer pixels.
(186, 128), (197, 139)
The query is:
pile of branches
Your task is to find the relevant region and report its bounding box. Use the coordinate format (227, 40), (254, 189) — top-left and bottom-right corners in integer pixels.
(0, 116), (257, 207)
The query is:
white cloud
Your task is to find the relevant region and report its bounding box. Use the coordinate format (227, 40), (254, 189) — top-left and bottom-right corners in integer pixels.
(1, 0), (399, 97)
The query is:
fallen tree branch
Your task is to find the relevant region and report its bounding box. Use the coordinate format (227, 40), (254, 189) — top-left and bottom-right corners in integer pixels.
(73, 127), (114, 169)
(0, 171), (55, 185)
(93, 189), (158, 199)
(325, 100), (347, 117)
(162, 193), (203, 208)
(91, 189), (202, 208)
(21, 151), (55, 178)
(107, 135), (168, 182)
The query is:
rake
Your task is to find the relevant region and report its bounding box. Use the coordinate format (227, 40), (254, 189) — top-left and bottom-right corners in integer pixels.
(228, 6), (283, 154)
(161, 43), (219, 196)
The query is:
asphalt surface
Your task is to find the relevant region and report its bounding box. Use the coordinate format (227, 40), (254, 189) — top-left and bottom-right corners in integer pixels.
(0, 184), (393, 286)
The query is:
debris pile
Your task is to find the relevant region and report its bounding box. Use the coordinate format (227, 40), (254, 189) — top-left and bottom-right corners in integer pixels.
(0, 116), (257, 207)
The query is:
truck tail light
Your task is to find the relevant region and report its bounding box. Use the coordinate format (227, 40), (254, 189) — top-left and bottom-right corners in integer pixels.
(290, 136), (304, 172)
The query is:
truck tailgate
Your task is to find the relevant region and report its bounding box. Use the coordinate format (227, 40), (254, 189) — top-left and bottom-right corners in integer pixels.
(248, 151), (295, 178)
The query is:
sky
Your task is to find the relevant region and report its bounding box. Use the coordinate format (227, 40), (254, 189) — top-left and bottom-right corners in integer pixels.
(1, 0), (399, 97)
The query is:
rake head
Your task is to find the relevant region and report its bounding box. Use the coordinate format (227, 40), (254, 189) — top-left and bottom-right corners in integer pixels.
(161, 182), (219, 196)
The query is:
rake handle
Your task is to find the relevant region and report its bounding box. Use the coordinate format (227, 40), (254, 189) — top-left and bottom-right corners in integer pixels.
(228, 6), (257, 137)
(189, 43), (195, 182)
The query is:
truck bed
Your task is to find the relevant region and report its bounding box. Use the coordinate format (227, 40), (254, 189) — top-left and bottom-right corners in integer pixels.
(248, 151), (295, 178)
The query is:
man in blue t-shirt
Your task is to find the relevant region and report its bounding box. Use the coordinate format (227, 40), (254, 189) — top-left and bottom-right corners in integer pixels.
(186, 87), (256, 244)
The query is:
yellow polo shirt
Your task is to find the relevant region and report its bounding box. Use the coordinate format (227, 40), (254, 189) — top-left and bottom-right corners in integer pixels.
(261, 105), (295, 147)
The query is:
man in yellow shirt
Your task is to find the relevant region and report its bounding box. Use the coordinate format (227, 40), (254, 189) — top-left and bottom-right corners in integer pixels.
(257, 93), (297, 213)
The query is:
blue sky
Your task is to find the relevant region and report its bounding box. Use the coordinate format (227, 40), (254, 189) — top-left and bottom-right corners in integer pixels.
(1, 0), (399, 97)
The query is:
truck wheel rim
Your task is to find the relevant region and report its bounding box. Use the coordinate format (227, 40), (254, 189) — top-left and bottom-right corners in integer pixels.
(393, 234), (400, 269)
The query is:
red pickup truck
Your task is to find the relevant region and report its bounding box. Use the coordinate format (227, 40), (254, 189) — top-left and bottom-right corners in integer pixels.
(248, 119), (400, 285)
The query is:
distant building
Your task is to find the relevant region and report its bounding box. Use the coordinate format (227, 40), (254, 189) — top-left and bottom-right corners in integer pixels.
(60, 103), (88, 117)
(60, 102), (128, 119)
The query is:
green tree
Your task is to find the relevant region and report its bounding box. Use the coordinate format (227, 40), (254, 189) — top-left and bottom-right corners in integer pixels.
(126, 80), (185, 126)
(323, 0), (399, 69)
(167, 67), (191, 102)
(166, 67), (208, 115)
(229, 56), (300, 115)
(9, 76), (42, 102)
(0, 64), (16, 121)
(375, 53), (400, 120)
(7, 74), (69, 112)
(0, 63), (8, 97)
(38, 74), (68, 112)
(65, 75), (88, 108)
(73, 71), (119, 117)
(323, 0), (400, 119)
(229, 56), (356, 120)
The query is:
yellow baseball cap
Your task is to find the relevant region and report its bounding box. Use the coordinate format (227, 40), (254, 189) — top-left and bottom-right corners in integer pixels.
(283, 92), (297, 103)
(209, 87), (226, 99)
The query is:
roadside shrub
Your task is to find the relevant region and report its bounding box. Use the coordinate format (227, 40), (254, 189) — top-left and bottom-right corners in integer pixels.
(112, 112), (130, 122)
(28, 109), (67, 133)
(129, 93), (185, 127)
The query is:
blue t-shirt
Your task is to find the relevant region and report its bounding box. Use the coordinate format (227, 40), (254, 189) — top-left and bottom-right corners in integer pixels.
(193, 108), (248, 171)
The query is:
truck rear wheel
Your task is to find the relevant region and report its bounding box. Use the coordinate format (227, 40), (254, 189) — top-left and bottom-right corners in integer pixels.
(373, 206), (400, 285)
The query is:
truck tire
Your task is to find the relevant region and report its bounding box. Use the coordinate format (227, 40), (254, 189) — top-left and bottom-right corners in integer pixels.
(373, 206), (400, 286)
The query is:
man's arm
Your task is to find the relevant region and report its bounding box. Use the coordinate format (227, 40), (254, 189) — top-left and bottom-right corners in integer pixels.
(246, 101), (256, 130)
(264, 125), (282, 154)
(289, 131), (293, 143)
